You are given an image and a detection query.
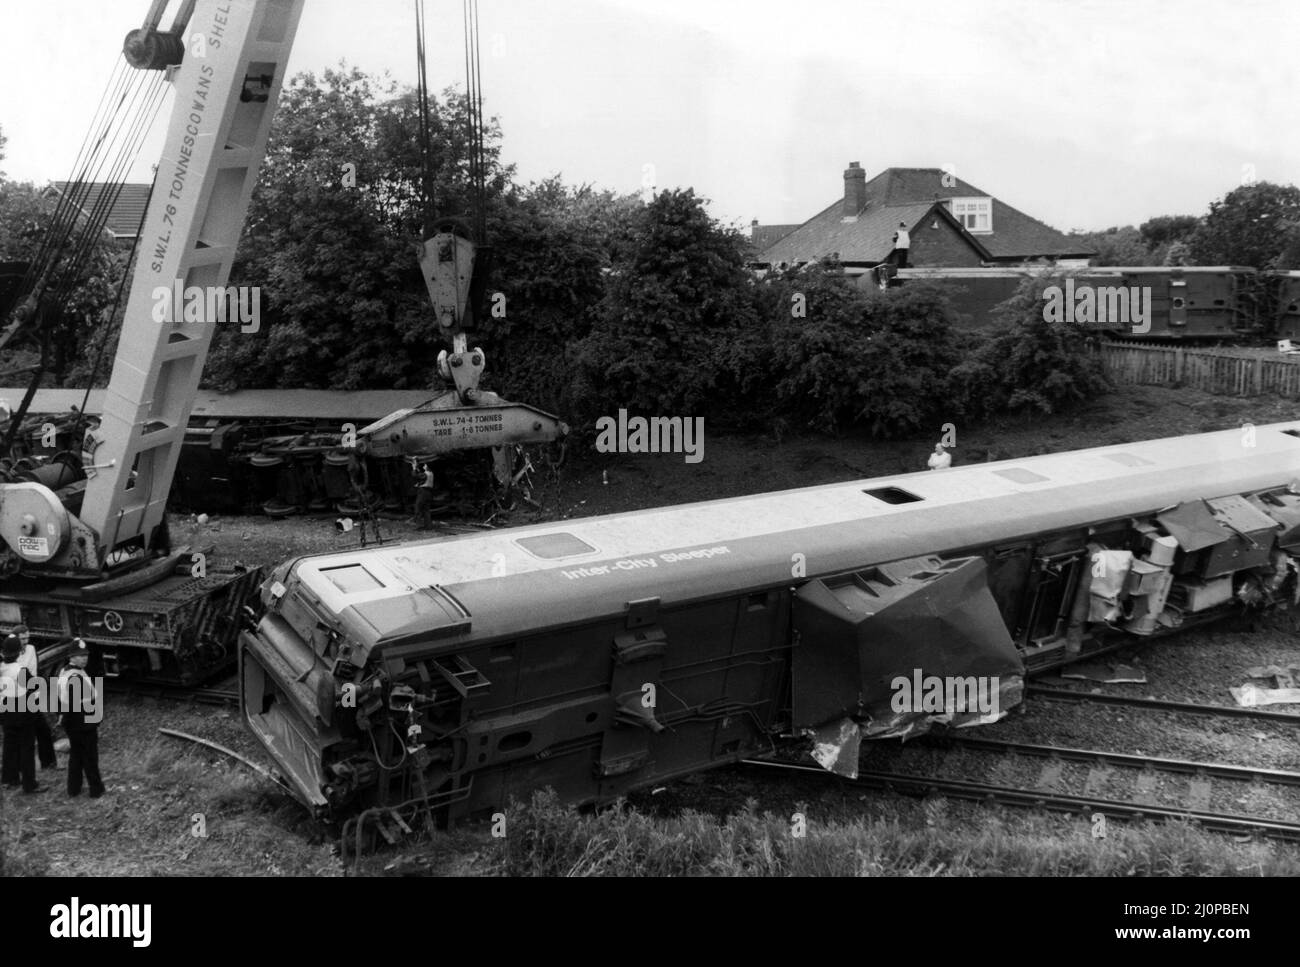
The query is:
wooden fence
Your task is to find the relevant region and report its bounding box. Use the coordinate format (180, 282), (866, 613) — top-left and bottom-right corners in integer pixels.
(1096, 343), (1300, 398)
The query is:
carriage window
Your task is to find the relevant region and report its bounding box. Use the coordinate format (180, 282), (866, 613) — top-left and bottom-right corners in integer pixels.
(994, 468), (1049, 484)
(863, 486), (923, 504)
(515, 533), (597, 560)
(320, 563), (383, 594)
(1102, 452), (1153, 467)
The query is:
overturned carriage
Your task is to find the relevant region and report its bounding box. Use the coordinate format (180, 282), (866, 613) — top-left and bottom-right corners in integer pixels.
(240, 422), (1300, 825)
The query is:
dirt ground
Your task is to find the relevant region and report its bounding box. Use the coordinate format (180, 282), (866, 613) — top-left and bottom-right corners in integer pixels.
(4, 381), (1300, 877)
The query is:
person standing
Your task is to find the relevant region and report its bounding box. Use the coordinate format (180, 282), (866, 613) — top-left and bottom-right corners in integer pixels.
(411, 459), (438, 530)
(927, 442), (953, 470)
(890, 221), (911, 269)
(0, 632), (41, 794)
(57, 639), (104, 799)
(15, 626), (56, 770)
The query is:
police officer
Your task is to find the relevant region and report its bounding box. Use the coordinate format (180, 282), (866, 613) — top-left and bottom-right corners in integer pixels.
(0, 632), (41, 793)
(57, 639), (104, 798)
(15, 626), (56, 770)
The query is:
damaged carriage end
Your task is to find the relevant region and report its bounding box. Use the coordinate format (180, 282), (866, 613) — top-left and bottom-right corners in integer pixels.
(794, 487), (1300, 778)
(239, 557), (474, 821)
(239, 563), (337, 816)
(792, 555), (1026, 777)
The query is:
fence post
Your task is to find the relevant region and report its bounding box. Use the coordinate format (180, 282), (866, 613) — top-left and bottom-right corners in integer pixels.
(1254, 356), (1263, 395)
(1175, 347), (1183, 382)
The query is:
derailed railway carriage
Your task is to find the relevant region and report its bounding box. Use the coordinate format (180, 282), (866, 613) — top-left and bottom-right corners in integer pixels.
(240, 423), (1300, 826)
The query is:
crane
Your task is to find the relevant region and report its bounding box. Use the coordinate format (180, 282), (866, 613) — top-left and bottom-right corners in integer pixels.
(0, 0), (564, 682)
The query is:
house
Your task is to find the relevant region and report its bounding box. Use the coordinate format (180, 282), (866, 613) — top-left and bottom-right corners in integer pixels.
(748, 220), (800, 254)
(753, 164), (1093, 276)
(47, 181), (153, 247)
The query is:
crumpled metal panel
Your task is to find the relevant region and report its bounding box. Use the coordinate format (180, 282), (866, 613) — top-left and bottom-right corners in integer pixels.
(809, 717), (862, 778)
(1156, 500), (1229, 552)
(792, 555), (1024, 775)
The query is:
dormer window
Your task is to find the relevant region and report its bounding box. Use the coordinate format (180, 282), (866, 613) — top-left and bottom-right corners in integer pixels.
(947, 197), (992, 234)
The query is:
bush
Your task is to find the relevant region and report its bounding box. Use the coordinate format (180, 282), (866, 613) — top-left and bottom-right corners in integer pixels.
(950, 272), (1110, 420)
(571, 188), (755, 422)
(477, 182), (628, 415)
(756, 266), (965, 437)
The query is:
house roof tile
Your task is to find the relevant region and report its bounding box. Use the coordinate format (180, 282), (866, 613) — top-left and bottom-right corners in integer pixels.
(757, 167), (1093, 265)
(748, 223), (800, 251)
(50, 181), (152, 240)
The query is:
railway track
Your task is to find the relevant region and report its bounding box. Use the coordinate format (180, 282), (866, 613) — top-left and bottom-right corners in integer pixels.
(105, 679), (239, 707)
(103, 664), (1300, 844)
(1027, 684), (1300, 724)
(743, 732), (1300, 843)
(930, 734), (1300, 788)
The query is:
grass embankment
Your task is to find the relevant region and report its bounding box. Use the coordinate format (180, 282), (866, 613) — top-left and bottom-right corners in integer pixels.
(357, 790), (1300, 877)
(0, 703), (336, 877)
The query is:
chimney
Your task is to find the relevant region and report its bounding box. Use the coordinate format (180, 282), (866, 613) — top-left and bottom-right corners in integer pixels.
(751, 217), (759, 239)
(843, 161), (866, 217)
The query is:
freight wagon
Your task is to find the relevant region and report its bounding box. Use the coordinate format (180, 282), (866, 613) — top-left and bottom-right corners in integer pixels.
(871, 265), (1264, 339)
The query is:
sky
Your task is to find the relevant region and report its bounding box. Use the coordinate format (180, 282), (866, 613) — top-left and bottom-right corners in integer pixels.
(1, 0), (1297, 235)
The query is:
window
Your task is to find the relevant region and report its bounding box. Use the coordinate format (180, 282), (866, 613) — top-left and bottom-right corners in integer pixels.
(863, 486), (923, 505)
(320, 563), (384, 594)
(514, 532), (597, 560)
(994, 468), (1049, 484)
(947, 197), (992, 234)
(1102, 452), (1154, 468)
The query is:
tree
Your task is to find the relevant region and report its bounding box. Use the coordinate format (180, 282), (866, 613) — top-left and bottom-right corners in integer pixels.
(950, 273), (1110, 419)
(1070, 225), (1150, 266)
(1188, 181), (1300, 269)
(743, 261), (871, 431)
(775, 278), (965, 437)
(483, 179), (635, 413)
(206, 65), (632, 416)
(1163, 240), (1192, 266)
(724, 263), (967, 437)
(209, 65), (513, 391)
(572, 188), (754, 419)
(0, 179), (125, 384)
(1270, 220), (1300, 271)
(1139, 214), (1199, 249)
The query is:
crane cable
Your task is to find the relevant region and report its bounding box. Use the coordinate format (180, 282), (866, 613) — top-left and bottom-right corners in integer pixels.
(16, 60), (163, 319)
(412, 0), (486, 242)
(70, 176), (159, 448)
(462, 0), (486, 244)
(414, 0), (436, 234)
(49, 74), (169, 312)
(1, 51), (168, 452)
